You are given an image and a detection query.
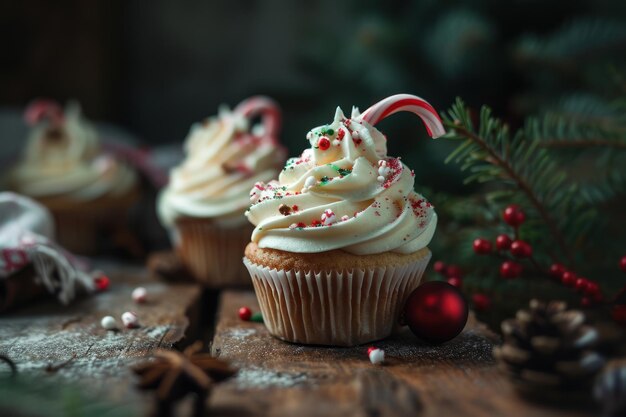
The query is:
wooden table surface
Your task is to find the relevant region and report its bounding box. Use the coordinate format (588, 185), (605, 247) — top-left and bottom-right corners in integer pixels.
(0, 263), (597, 417)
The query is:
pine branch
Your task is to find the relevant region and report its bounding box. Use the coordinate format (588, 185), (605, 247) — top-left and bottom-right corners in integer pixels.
(539, 139), (626, 149)
(444, 118), (574, 263)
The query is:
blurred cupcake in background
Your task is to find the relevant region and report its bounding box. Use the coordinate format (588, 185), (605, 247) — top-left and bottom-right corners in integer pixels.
(158, 96), (286, 287)
(4, 99), (140, 255)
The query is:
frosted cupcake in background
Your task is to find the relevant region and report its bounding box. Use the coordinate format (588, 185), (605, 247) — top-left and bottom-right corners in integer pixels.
(158, 96), (286, 287)
(5, 99), (140, 255)
(244, 94), (445, 346)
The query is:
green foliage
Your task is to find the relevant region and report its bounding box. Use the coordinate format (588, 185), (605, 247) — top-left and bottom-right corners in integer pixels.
(0, 375), (137, 417)
(443, 98), (602, 265)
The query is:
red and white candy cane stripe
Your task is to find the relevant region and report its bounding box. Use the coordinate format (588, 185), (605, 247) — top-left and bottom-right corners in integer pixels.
(24, 99), (64, 127)
(360, 94), (445, 138)
(234, 96), (282, 139)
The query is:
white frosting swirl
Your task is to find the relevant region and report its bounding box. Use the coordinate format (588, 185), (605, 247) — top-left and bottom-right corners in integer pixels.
(6, 102), (137, 201)
(246, 107), (437, 255)
(159, 105), (286, 227)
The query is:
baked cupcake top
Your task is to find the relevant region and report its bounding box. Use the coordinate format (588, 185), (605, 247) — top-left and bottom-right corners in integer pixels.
(246, 94), (445, 255)
(6, 100), (138, 201)
(158, 96), (286, 227)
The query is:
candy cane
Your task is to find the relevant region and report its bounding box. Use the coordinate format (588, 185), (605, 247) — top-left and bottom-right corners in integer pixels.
(234, 96), (282, 138)
(360, 94), (445, 138)
(24, 99), (64, 127)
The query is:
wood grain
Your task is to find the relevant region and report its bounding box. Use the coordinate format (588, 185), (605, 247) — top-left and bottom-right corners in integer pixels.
(0, 262), (202, 415)
(210, 290), (596, 417)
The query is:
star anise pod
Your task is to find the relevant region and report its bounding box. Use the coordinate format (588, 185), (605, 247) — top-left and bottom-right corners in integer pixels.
(133, 342), (236, 417)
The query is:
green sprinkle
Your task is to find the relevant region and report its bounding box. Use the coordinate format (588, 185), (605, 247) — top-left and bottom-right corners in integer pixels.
(328, 163), (352, 177)
(251, 312), (264, 323)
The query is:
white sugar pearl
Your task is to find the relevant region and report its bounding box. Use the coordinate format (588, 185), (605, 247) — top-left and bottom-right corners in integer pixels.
(121, 311), (139, 328)
(377, 176), (385, 182)
(369, 348), (385, 365)
(341, 215), (350, 221)
(132, 287), (147, 303)
(101, 316), (117, 330)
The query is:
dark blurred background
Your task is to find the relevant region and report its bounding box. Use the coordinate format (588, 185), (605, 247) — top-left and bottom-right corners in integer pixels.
(1, 0), (626, 193)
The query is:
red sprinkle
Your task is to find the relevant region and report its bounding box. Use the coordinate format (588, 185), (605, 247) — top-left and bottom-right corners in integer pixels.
(94, 275), (110, 292)
(291, 205), (298, 211)
(318, 137), (331, 151)
(337, 129), (345, 140)
(239, 306), (252, 321)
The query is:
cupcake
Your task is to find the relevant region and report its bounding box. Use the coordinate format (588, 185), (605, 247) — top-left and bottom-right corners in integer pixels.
(244, 94), (445, 346)
(158, 96), (286, 287)
(4, 99), (139, 255)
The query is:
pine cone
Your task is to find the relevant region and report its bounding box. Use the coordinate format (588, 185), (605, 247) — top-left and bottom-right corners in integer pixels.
(494, 299), (605, 392)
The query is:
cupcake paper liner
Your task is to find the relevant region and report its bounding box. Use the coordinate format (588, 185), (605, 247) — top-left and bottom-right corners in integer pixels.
(243, 250), (431, 346)
(47, 190), (139, 256)
(175, 220), (253, 288)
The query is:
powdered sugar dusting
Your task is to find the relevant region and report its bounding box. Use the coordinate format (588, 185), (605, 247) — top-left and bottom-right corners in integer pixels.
(234, 366), (309, 389)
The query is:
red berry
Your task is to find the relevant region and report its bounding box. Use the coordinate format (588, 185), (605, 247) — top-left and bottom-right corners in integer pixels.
(317, 137), (331, 151)
(510, 240), (532, 258)
(620, 256), (626, 272)
(433, 261), (446, 274)
(584, 281), (600, 296)
(94, 275), (110, 291)
(472, 238), (492, 254)
(495, 235), (512, 251)
(445, 265), (462, 278)
(561, 271), (576, 286)
(238, 306), (252, 321)
(503, 205), (526, 227)
(500, 261), (523, 279)
(575, 277), (589, 292)
(472, 293), (491, 312)
(549, 263), (566, 279)
(611, 305), (626, 325)
(447, 276), (463, 288)
(581, 297), (593, 308)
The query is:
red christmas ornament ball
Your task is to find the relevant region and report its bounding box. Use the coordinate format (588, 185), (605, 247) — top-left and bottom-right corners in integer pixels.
(403, 282), (468, 343)
(238, 306), (252, 321)
(503, 205), (526, 227)
(495, 234), (512, 251)
(472, 238), (492, 254)
(620, 256), (626, 272)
